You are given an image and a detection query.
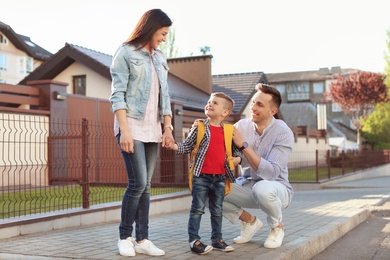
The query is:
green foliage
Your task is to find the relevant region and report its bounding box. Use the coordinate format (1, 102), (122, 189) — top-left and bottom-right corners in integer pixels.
(1, 186), (187, 219)
(362, 102), (390, 149)
(362, 30), (390, 149)
(385, 30), (390, 87)
(199, 46), (211, 55)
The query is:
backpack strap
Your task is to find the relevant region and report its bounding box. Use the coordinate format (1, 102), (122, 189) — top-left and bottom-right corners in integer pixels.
(190, 121), (205, 172)
(223, 124), (235, 170)
(189, 121), (205, 190)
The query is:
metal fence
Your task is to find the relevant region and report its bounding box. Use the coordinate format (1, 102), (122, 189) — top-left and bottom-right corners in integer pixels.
(1, 114), (390, 220)
(0, 115), (189, 220)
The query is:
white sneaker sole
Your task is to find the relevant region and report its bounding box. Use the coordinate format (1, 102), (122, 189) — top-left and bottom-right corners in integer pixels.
(233, 218), (263, 243)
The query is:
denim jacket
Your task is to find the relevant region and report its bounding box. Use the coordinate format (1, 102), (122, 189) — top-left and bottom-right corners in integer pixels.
(109, 44), (172, 121)
(176, 119), (241, 183)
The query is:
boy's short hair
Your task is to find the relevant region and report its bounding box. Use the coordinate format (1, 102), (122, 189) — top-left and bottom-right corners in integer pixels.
(211, 92), (235, 115)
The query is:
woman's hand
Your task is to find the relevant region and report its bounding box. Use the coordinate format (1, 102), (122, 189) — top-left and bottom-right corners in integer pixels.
(162, 129), (174, 148)
(120, 130), (134, 153)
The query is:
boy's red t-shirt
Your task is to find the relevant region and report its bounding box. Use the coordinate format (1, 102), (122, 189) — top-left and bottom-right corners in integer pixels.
(201, 125), (226, 174)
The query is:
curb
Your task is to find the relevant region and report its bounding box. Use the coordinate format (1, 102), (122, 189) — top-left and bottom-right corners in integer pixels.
(258, 208), (371, 260)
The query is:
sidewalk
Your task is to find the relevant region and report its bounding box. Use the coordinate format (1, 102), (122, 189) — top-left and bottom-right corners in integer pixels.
(0, 176), (389, 260)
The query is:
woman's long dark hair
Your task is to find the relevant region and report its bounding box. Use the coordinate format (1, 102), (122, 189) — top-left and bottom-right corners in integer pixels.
(124, 9), (172, 47)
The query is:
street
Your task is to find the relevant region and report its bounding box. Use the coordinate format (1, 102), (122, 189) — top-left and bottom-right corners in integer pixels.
(312, 200), (390, 260)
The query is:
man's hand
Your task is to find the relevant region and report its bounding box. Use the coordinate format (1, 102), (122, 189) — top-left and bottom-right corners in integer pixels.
(232, 127), (244, 147)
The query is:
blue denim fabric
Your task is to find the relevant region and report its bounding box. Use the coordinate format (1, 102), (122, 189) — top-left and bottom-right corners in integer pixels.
(109, 44), (172, 121)
(188, 174), (226, 242)
(116, 134), (159, 241)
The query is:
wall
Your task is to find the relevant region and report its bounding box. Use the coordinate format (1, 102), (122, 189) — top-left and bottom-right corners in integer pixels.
(0, 40), (42, 84)
(0, 113), (49, 187)
(54, 61), (111, 99)
(168, 55), (213, 94)
(289, 135), (330, 169)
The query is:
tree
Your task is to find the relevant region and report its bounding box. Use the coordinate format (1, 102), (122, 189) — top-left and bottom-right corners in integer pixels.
(324, 70), (388, 147)
(362, 30), (390, 149)
(159, 27), (179, 58)
(199, 46), (211, 55)
(385, 30), (390, 87)
(362, 103), (390, 149)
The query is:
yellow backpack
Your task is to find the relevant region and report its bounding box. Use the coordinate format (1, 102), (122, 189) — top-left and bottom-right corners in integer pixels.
(188, 121), (234, 196)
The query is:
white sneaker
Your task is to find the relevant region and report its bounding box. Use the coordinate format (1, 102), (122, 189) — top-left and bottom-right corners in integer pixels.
(233, 217), (263, 243)
(118, 237), (136, 256)
(264, 227), (284, 248)
(135, 239), (165, 256)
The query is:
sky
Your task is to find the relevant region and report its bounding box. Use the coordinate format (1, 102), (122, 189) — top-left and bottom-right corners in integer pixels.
(2, 0), (390, 75)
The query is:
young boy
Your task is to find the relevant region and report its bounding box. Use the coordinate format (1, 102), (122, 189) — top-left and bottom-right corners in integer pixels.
(165, 92), (241, 255)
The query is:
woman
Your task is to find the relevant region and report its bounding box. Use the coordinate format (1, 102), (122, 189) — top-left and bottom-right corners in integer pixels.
(109, 9), (173, 257)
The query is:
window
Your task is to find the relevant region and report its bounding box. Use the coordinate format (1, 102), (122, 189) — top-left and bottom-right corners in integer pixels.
(313, 82), (324, 94)
(17, 57), (34, 74)
(275, 84), (286, 95)
(332, 102), (342, 112)
(0, 33), (7, 45)
(286, 82), (310, 101)
(26, 57), (33, 73)
(0, 54), (7, 71)
(0, 79), (6, 83)
(73, 75), (86, 95)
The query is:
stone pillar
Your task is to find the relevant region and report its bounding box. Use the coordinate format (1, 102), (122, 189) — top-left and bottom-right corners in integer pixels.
(27, 79), (68, 123)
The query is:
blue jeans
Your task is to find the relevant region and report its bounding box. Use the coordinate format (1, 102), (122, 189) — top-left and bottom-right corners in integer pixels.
(116, 134), (158, 241)
(188, 173), (226, 242)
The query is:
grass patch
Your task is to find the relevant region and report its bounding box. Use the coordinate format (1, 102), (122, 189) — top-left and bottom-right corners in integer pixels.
(289, 166), (366, 181)
(1, 185), (188, 219)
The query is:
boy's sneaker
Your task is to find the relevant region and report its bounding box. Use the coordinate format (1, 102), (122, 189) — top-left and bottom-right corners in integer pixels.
(212, 238), (234, 252)
(190, 240), (213, 255)
(233, 217), (263, 243)
(117, 237), (136, 256)
(134, 239), (165, 256)
(264, 227), (284, 248)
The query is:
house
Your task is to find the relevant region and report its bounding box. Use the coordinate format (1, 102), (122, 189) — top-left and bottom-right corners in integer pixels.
(18, 43), (247, 143)
(265, 68), (361, 150)
(212, 72), (267, 118)
(2, 20), (334, 148)
(0, 21), (52, 84)
(211, 68), (362, 150)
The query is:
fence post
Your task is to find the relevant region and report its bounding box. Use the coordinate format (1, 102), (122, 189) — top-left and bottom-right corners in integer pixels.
(327, 150), (331, 179)
(315, 149), (319, 182)
(341, 150), (345, 175)
(81, 118), (90, 208)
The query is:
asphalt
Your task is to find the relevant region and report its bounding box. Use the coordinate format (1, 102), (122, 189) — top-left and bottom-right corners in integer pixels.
(0, 176), (390, 260)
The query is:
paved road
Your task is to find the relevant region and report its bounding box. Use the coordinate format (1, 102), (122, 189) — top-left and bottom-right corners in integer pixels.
(312, 201), (390, 260)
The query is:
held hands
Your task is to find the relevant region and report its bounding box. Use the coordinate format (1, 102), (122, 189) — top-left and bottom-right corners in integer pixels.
(162, 129), (174, 148)
(162, 130), (178, 150)
(164, 137), (178, 150)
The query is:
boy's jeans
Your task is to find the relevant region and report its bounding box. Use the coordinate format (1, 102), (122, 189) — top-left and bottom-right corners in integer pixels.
(188, 173), (226, 242)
